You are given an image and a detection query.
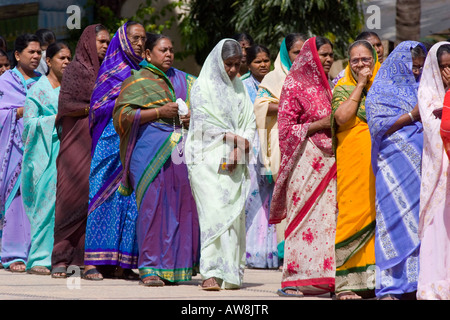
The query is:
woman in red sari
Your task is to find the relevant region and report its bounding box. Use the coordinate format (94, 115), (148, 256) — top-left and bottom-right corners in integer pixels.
(270, 37), (337, 297)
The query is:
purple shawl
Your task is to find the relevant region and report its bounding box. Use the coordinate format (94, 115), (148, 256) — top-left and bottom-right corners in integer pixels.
(0, 68), (39, 212)
(89, 22), (142, 155)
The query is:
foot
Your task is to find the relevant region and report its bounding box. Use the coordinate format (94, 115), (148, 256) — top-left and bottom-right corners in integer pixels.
(9, 261), (26, 273)
(336, 291), (363, 300)
(83, 266), (103, 280)
(27, 266), (51, 275)
(141, 275), (165, 287)
(201, 277), (221, 291)
(378, 294), (399, 300)
(51, 265), (67, 278)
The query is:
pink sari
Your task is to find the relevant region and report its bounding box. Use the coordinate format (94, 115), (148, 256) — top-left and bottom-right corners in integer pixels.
(269, 37), (337, 294)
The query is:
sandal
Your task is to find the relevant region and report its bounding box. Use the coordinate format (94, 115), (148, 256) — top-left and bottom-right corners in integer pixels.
(8, 261), (26, 273)
(201, 277), (221, 291)
(336, 291), (363, 300)
(139, 275), (165, 287)
(51, 266), (67, 279)
(276, 286), (304, 298)
(82, 267), (103, 281)
(27, 266), (51, 275)
(378, 294), (399, 300)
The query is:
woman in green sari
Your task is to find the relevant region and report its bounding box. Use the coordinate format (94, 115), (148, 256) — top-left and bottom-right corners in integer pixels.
(113, 34), (199, 286)
(185, 39), (256, 290)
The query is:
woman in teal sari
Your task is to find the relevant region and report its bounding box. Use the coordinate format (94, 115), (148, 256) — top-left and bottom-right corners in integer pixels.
(21, 42), (71, 274)
(114, 34), (199, 286)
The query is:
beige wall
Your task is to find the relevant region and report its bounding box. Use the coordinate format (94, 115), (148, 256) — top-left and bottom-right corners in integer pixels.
(121, 0), (202, 76)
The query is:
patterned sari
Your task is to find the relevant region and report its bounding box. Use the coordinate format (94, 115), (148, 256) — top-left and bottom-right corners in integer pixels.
(185, 39), (256, 289)
(242, 74), (278, 269)
(366, 41), (425, 298)
(22, 75), (60, 270)
(0, 68), (39, 268)
(417, 41), (450, 300)
(113, 63), (199, 283)
(269, 37), (337, 294)
(84, 23), (142, 269)
(330, 45), (380, 295)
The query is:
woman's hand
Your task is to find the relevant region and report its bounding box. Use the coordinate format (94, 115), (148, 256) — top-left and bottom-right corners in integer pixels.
(158, 102), (178, 119)
(357, 67), (372, 86)
(227, 147), (243, 173)
(16, 107), (24, 119)
(180, 110), (190, 128)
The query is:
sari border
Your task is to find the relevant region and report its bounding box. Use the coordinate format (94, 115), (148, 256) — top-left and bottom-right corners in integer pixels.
(135, 131), (182, 209)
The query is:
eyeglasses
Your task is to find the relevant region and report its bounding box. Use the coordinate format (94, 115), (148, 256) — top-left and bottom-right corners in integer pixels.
(349, 57), (373, 65)
(412, 66), (423, 72)
(129, 36), (147, 45)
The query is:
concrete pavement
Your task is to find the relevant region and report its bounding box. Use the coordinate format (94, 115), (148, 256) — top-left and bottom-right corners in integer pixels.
(0, 267), (332, 301)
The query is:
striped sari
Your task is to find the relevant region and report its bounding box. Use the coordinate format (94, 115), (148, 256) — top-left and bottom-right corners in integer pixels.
(366, 41), (425, 299)
(330, 45), (380, 296)
(113, 64), (199, 283)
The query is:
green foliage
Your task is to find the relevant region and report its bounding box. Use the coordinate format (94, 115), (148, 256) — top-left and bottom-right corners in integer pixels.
(179, 0), (365, 63)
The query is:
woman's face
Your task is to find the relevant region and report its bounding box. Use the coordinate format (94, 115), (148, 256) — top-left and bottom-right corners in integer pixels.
(349, 45), (374, 76)
(223, 55), (241, 81)
(145, 38), (174, 73)
(288, 39), (304, 63)
(15, 41), (42, 72)
(0, 55), (10, 75)
(438, 51), (450, 87)
(47, 47), (71, 81)
(127, 24), (146, 58)
(248, 51), (271, 80)
(318, 43), (334, 75)
(96, 29), (110, 61)
(239, 40), (251, 65)
(412, 56), (425, 80)
(366, 35), (384, 63)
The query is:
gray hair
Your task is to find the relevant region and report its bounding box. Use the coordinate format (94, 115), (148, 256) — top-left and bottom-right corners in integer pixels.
(410, 44), (426, 59)
(221, 40), (242, 61)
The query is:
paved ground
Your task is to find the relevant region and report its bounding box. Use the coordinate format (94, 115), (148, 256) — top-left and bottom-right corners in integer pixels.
(0, 267), (333, 301)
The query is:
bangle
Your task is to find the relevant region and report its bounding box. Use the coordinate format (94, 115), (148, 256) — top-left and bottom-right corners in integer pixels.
(408, 112), (415, 122)
(155, 108), (160, 119)
(349, 97), (359, 103)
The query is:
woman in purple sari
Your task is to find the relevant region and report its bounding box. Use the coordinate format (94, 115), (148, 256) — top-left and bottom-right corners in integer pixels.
(83, 22), (144, 280)
(0, 33), (41, 272)
(114, 34), (199, 286)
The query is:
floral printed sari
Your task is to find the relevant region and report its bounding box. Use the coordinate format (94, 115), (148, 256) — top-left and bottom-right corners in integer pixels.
(269, 37), (337, 294)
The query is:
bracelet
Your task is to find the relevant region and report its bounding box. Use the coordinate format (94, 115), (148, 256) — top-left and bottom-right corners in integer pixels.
(155, 108), (160, 119)
(349, 97), (359, 103)
(408, 112), (415, 122)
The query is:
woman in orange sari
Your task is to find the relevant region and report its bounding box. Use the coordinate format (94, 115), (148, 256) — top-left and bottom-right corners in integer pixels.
(331, 40), (381, 300)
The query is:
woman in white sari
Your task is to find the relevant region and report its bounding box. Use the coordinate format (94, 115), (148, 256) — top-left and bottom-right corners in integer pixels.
(185, 39), (256, 290)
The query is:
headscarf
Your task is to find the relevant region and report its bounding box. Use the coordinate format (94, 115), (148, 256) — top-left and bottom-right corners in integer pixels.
(366, 40), (425, 174)
(89, 22), (142, 155)
(331, 40), (381, 154)
(270, 37), (333, 223)
(185, 38), (256, 168)
(57, 24), (101, 132)
(417, 41), (450, 238)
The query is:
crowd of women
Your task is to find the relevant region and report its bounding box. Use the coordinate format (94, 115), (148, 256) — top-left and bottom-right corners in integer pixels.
(0, 20), (449, 300)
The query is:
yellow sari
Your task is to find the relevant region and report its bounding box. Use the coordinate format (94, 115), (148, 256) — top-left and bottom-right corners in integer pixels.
(331, 51), (380, 295)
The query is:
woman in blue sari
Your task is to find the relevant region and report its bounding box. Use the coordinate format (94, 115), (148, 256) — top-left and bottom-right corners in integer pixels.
(84, 22), (145, 280)
(0, 34), (41, 272)
(366, 41), (427, 300)
(113, 34), (199, 286)
(22, 42), (71, 275)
